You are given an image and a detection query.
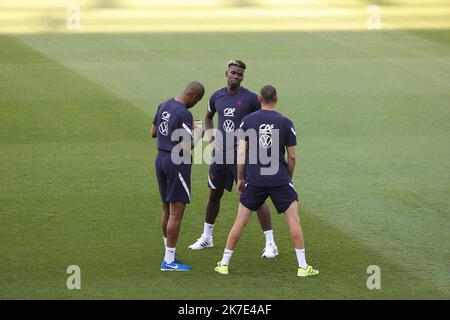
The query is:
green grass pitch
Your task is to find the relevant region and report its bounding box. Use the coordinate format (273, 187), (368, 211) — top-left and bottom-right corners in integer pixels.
(0, 29), (449, 299)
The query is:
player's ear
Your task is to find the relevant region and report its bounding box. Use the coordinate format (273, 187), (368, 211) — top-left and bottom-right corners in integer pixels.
(258, 95), (263, 103)
(273, 96), (278, 104)
(190, 95), (198, 106)
(225, 69), (228, 77)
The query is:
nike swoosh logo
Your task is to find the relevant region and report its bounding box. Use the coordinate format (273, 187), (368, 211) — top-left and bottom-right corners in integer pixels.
(166, 264), (179, 269)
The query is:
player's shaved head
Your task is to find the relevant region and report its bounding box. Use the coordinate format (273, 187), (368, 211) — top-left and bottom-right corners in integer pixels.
(179, 81), (205, 109)
(260, 85), (277, 104)
(184, 81), (205, 98)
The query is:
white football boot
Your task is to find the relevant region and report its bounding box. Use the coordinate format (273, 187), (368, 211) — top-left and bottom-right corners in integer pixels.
(188, 235), (214, 250)
(262, 243), (278, 258)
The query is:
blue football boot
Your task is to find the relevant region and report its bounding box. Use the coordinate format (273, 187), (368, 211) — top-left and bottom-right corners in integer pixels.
(160, 260), (192, 271)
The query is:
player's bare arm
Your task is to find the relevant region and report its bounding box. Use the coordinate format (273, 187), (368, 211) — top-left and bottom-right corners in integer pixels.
(204, 110), (215, 141)
(151, 123), (157, 138)
(190, 120), (204, 149)
(236, 139), (247, 193)
(178, 121), (204, 153)
(205, 110), (220, 150)
(287, 145), (296, 178)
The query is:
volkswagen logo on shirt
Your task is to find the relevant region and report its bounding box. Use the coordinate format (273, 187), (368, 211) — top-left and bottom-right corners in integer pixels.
(259, 123), (274, 148)
(259, 134), (272, 148)
(223, 108), (235, 117)
(223, 119), (235, 133)
(159, 121), (169, 136)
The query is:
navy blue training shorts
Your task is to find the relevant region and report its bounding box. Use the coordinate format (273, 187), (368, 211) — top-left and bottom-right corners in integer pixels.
(207, 163), (237, 192)
(155, 151), (191, 204)
(240, 182), (298, 213)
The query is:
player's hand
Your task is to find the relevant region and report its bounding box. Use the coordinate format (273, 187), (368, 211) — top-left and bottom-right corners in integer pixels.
(209, 136), (220, 151)
(211, 140), (220, 151)
(193, 120), (204, 138)
(237, 179), (245, 194)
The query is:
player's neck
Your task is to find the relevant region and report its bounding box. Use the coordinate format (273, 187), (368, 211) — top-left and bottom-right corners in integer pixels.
(227, 85), (240, 95)
(174, 95), (187, 107)
(261, 104), (276, 111)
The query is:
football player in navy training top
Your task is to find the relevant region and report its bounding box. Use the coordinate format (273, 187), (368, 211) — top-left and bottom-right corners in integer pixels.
(188, 60), (279, 258)
(151, 81), (205, 271)
(214, 85), (319, 277)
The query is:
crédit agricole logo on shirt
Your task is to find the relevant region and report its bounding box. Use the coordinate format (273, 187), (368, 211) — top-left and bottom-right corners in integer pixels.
(159, 111), (171, 136)
(259, 123), (274, 149)
(223, 107), (235, 133)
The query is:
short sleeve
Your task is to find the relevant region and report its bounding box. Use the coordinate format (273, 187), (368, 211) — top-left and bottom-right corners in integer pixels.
(286, 119), (297, 147)
(238, 116), (249, 141)
(207, 94), (216, 114)
(250, 93), (261, 112)
(180, 111), (194, 138)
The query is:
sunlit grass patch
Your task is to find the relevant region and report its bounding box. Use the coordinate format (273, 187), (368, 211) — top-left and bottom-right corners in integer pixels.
(0, 0), (449, 33)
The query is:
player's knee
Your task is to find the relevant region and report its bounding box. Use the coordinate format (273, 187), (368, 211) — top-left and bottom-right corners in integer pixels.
(257, 204), (270, 215)
(209, 189), (224, 201)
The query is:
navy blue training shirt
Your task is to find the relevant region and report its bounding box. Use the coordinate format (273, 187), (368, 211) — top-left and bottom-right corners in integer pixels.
(153, 98), (193, 153)
(208, 86), (260, 162)
(239, 109), (297, 187)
